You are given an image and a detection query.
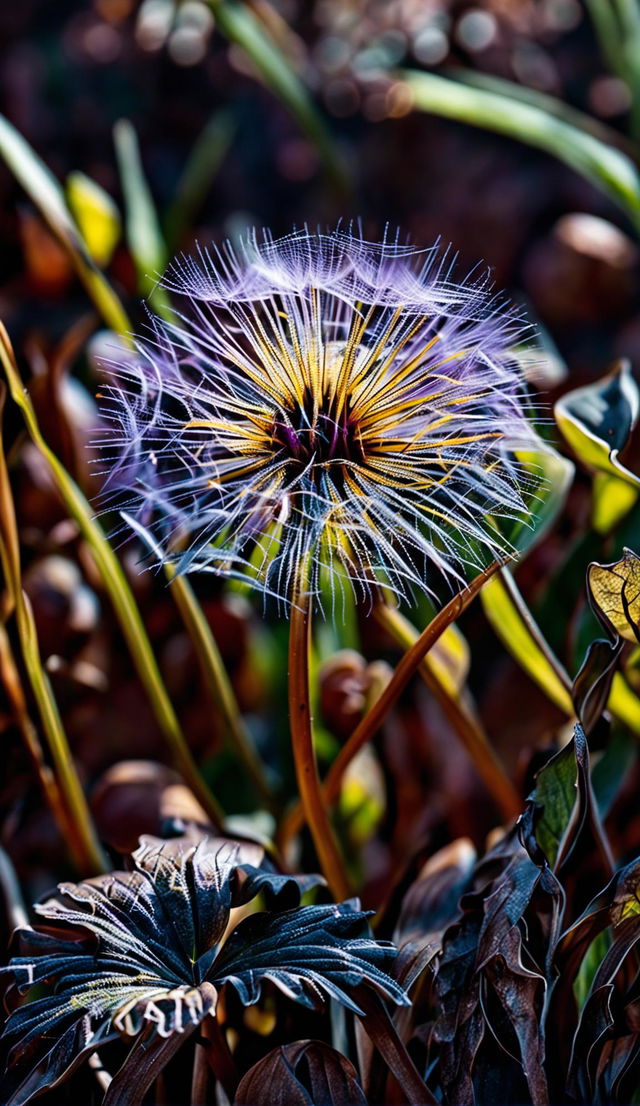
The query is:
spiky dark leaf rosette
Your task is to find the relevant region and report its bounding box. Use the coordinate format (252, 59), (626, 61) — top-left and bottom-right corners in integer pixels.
(97, 228), (542, 608)
(1, 835), (407, 1105)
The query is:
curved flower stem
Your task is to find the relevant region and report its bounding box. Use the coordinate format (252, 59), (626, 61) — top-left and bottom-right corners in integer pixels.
(374, 602), (521, 822)
(289, 584), (353, 901)
(279, 561), (502, 848)
(166, 568), (279, 816)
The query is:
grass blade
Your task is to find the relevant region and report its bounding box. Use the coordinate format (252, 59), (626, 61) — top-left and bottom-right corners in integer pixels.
(208, 0), (348, 192)
(400, 69), (640, 233)
(0, 387), (107, 875)
(113, 119), (174, 321)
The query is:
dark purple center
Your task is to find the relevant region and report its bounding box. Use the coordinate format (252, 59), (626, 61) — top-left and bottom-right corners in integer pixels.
(271, 396), (365, 470)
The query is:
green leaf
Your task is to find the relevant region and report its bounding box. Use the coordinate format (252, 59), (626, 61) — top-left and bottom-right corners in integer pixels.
(66, 171), (121, 268)
(572, 928), (611, 1011)
(481, 568), (574, 715)
(113, 119), (173, 320)
(209, 0), (348, 191)
(531, 732), (581, 869)
(400, 70), (640, 233)
(555, 361), (640, 493)
(164, 110), (234, 251)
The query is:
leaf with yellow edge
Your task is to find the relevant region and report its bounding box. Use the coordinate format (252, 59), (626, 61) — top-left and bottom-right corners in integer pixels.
(588, 549), (640, 644)
(608, 672), (640, 735)
(66, 172), (121, 268)
(554, 361), (640, 491)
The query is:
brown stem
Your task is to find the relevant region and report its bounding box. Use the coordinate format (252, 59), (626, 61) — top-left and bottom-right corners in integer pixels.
(279, 562), (502, 848)
(201, 1015), (239, 1102)
(190, 1027), (210, 1106)
(374, 602), (521, 822)
(357, 991), (437, 1105)
(289, 587), (353, 901)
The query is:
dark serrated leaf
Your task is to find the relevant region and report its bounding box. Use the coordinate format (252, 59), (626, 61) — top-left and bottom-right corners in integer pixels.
(1, 834), (406, 1105)
(432, 818), (564, 1105)
(214, 903), (408, 1015)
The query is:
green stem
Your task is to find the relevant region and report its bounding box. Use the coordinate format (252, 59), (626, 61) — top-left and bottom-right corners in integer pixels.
(166, 568), (278, 814)
(289, 585), (352, 900)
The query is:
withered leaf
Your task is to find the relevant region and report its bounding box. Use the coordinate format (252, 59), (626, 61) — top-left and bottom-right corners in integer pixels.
(234, 1041), (367, 1106)
(588, 549), (640, 645)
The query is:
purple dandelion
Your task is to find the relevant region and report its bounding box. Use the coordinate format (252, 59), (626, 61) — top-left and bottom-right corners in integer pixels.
(96, 228), (542, 609)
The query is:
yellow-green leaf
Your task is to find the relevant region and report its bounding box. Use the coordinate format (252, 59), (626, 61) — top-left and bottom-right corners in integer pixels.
(591, 472), (639, 534)
(66, 171), (121, 268)
(0, 114), (130, 338)
(0, 113), (85, 254)
(481, 569), (574, 714)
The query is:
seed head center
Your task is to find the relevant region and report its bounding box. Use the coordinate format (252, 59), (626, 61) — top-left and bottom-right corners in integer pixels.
(272, 394), (365, 470)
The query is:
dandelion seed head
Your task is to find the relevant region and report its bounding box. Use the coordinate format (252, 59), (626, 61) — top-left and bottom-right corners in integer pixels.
(96, 227), (543, 610)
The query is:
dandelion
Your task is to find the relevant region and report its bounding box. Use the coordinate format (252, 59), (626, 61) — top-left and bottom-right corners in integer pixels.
(97, 227), (540, 611)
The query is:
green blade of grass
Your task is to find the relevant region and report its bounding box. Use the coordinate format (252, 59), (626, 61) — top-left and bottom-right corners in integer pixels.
(0, 113), (131, 338)
(164, 565), (279, 816)
(0, 325), (224, 830)
(400, 69), (640, 233)
(164, 110), (235, 252)
(208, 0), (348, 192)
(114, 119), (174, 321)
